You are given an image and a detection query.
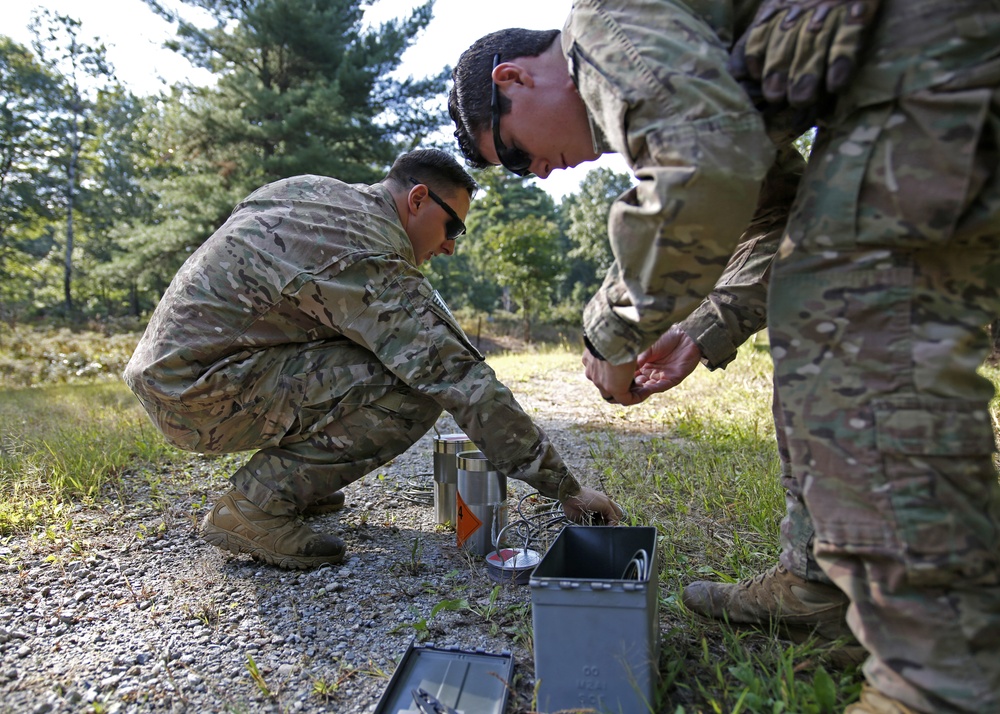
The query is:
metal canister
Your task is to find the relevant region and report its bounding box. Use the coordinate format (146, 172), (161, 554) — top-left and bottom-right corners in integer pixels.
(432, 433), (475, 525)
(456, 450), (507, 556)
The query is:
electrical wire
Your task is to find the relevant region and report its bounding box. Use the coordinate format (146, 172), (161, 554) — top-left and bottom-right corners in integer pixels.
(621, 548), (649, 581)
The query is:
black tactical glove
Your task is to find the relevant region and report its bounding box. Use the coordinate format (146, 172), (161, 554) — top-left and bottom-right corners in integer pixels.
(730, 0), (882, 108)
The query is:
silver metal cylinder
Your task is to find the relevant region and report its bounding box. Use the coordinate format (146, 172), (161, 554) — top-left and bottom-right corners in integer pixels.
(456, 450), (507, 556)
(432, 433), (475, 525)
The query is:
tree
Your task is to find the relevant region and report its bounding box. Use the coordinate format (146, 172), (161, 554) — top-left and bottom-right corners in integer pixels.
(465, 169), (564, 341)
(29, 11), (119, 314)
(0, 36), (59, 320)
(145, 0), (445, 182)
(479, 214), (563, 342)
(560, 167), (633, 303)
(421, 167), (544, 314)
(77, 87), (161, 316)
(120, 0), (450, 302)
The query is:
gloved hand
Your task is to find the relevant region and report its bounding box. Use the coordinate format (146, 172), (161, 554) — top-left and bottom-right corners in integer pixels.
(729, 0), (881, 108)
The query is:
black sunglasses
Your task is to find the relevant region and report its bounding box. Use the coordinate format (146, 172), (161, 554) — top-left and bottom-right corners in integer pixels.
(408, 177), (466, 241)
(491, 53), (533, 177)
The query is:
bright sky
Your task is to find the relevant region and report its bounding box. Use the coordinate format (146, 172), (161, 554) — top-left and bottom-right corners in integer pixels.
(5, 0), (629, 201)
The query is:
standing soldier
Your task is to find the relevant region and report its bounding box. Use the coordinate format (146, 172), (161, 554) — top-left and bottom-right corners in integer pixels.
(450, 1), (1000, 712)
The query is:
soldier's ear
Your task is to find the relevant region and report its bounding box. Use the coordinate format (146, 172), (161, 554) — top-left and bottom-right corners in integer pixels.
(492, 61), (534, 90)
(407, 183), (428, 216)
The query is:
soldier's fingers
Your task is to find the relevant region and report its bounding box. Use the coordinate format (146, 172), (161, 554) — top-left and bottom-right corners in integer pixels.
(787, 11), (834, 106)
(828, 0), (881, 92)
(742, 20), (773, 80)
(758, 13), (799, 103)
(826, 16), (865, 92)
(728, 32), (752, 81)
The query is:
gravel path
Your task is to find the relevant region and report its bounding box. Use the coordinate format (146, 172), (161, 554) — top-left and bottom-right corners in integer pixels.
(0, 356), (666, 714)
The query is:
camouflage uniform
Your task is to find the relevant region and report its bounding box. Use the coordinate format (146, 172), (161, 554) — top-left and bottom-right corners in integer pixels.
(123, 176), (581, 516)
(770, 1), (1000, 710)
(567, 0), (1000, 710)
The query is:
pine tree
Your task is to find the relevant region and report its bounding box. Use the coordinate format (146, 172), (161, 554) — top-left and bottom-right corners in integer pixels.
(122, 0), (449, 300)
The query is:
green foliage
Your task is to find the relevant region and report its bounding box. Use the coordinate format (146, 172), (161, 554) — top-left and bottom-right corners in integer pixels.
(677, 629), (861, 713)
(0, 323), (141, 388)
(167, 0), (441, 179)
(3, 1), (453, 319)
(109, 0), (449, 305)
(29, 11), (118, 314)
(460, 169), (565, 339)
(560, 166), (634, 292)
(0, 36), (60, 303)
(0, 13), (155, 320)
(794, 127), (816, 159)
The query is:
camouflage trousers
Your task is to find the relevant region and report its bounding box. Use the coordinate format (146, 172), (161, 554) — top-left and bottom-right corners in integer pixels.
(768, 2), (1000, 710)
(772, 387), (835, 586)
(152, 341), (442, 515)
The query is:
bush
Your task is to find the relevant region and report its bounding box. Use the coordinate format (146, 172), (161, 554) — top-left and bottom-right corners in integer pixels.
(0, 323), (141, 389)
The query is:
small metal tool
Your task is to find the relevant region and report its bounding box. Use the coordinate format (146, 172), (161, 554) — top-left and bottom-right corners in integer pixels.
(411, 687), (459, 714)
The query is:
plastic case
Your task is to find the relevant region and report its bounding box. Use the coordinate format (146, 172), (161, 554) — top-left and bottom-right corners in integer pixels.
(529, 526), (659, 714)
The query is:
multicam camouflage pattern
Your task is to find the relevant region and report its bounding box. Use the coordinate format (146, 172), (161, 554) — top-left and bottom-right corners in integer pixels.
(678, 143), (805, 368)
(568, 0), (775, 365)
(123, 176), (581, 515)
(770, 1), (1000, 709)
(566, 0), (999, 710)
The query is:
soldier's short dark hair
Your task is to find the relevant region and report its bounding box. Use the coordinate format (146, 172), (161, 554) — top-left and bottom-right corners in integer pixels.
(385, 149), (478, 199)
(449, 28), (561, 169)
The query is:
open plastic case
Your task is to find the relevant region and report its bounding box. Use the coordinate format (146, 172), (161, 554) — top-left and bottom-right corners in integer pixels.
(373, 639), (514, 714)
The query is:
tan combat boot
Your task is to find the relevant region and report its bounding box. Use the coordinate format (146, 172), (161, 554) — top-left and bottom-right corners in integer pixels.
(683, 563), (865, 665)
(301, 490), (346, 516)
(201, 489), (346, 569)
(844, 685), (920, 713)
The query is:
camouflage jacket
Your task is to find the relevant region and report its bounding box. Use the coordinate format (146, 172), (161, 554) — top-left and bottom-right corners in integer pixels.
(124, 177), (581, 501)
(565, 0), (780, 366)
(677, 142), (805, 368)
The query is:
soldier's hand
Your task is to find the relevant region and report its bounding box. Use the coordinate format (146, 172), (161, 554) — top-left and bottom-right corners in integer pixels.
(729, 0), (881, 107)
(633, 326), (703, 399)
(562, 486), (623, 525)
(582, 351), (644, 406)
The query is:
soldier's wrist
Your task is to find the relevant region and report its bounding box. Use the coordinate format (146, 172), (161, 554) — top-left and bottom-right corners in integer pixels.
(557, 473), (583, 502)
(583, 333), (606, 361)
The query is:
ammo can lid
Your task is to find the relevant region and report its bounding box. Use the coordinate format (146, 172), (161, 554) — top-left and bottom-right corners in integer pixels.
(373, 639), (513, 714)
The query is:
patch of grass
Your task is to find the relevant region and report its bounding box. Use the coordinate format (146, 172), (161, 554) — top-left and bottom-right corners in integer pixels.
(0, 381), (179, 534)
(486, 345), (582, 385)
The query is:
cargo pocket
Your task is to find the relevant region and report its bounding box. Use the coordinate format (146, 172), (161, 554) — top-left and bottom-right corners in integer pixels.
(855, 88), (993, 248)
(146, 401), (202, 452)
(198, 380), (294, 453)
(873, 398), (1000, 587)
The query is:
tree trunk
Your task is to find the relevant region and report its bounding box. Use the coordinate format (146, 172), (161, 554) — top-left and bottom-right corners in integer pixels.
(64, 110), (79, 314)
(522, 295), (532, 344)
(990, 319), (1000, 366)
(130, 282), (140, 317)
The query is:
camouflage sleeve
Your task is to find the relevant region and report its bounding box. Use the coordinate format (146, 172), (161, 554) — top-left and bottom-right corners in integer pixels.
(298, 257), (582, 502)
(568, 0), (777, 364)
(677, 143), (807, 369)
